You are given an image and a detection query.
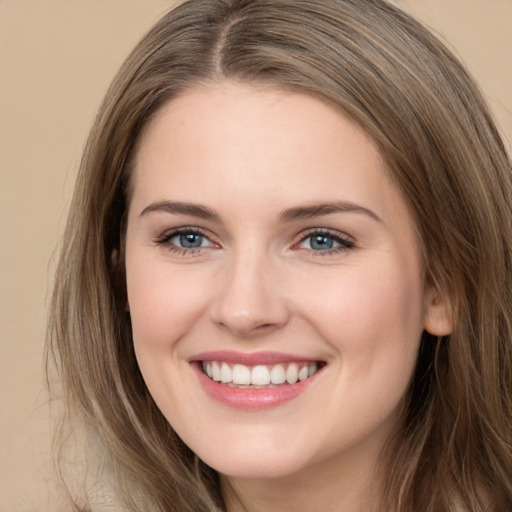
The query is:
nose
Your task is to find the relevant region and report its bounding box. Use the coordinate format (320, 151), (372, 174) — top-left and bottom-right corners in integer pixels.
(209, 248), (290, 339)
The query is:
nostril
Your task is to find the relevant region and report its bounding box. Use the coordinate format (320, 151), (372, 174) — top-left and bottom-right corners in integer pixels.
(213, 310), (290, 338)
(255, 323), (277, 331)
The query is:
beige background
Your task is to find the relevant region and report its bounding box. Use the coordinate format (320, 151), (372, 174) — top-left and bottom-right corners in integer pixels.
(0, 1), (510, 510)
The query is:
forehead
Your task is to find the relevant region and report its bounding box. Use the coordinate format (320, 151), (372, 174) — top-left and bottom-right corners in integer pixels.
(131, 81), (391, 205)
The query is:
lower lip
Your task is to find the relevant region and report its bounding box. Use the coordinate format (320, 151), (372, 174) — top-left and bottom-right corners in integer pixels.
(192, 363), (319, 411)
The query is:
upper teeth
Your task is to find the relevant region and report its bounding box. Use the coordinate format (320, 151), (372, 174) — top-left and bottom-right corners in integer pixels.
(203, 361), (318, 386)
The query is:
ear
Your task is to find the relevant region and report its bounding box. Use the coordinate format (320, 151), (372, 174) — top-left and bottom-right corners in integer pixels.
(111, 248), (120, 269)
(424, 286), (452, 336)
(110, 248), (130, 312)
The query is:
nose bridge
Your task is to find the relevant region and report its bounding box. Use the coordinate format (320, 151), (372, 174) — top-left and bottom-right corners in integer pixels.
(210, 242), (289, 337)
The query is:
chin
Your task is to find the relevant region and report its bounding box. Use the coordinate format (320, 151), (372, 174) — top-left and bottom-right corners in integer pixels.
(207, 454), (305, 480)
(193, 434), (323, 480)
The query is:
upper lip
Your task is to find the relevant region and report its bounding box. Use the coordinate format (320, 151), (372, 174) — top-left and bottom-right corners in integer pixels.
(189, 350), (325, 366)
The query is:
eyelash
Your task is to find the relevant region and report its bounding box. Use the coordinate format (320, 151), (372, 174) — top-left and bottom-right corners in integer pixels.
(153, 227), (355, 256)
(295, 229), (355, 256)
(153, 227), (214, 256)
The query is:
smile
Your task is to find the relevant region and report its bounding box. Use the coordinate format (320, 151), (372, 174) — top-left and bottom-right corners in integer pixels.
(202, 361), (319, 387)
(191, 352), (326, 410)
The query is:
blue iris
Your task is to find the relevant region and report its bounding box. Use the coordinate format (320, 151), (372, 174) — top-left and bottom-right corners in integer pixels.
(180, 233), (204, 248)
(310, 234), (334, 250)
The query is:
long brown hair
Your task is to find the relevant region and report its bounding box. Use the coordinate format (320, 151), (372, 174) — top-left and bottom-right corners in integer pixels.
(47, 0), (512, 510)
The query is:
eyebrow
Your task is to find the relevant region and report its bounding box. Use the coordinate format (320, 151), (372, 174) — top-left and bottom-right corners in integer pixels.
(139, 200), (381, 223)
(140, 201), (221, 221)
(279, 201), (381, 223)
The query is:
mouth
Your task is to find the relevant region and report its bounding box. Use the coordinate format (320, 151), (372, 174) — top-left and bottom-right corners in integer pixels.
(190, 351), (326, 410)
(201, 360), (322, 388)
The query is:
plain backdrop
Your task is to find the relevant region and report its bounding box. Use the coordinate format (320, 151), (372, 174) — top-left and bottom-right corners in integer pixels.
(0, 1), (510, 510)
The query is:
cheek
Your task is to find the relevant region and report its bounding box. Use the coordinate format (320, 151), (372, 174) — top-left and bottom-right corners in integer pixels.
(296, 258), (425, 371)
(125, 257), (214, 416)
(295, 263), (424, 439)
(126, 256), (211, 353)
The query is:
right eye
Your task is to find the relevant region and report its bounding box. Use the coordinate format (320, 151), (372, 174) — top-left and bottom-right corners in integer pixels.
(154, 227), (217, 255)
(169, 232), (212, 248)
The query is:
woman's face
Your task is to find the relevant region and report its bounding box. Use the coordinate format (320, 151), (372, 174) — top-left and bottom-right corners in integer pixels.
(125, 82), (449, 480)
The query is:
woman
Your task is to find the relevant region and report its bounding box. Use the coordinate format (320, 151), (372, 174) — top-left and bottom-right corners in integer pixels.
(47, 0), (512, 511)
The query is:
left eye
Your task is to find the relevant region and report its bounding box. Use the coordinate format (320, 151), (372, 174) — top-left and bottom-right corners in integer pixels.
(168, 232), (213, 248)
(298, 232), (353, 252)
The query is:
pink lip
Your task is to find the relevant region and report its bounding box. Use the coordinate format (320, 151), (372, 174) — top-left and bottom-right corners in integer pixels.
(190, 350), (318, 365)
(189, 351), (324, 411)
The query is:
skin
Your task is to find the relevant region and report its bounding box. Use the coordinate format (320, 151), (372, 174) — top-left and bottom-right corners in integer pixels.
(125, 81), (451, 512)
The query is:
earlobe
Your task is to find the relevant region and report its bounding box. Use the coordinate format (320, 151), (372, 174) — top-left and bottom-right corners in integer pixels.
(424, 288), (452, 336)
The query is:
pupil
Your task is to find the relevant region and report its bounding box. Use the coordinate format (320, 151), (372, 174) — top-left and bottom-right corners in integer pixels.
(180, 233), (202, 248)
(311, 235), (333, 250)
